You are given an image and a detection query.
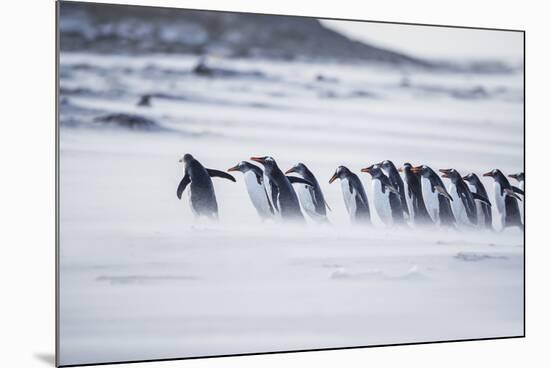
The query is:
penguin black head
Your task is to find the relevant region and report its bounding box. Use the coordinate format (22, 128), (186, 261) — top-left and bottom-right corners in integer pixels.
(228, 161), (255, 173)
(462, 172), (481, 184)
(285, 162), (307, 175)
(179, 153), (194, 165)
(250, 156), (277, 168)
(508, 172), (524, 182)
(398, 162), (413, 173)
(361, 164), (383, 178)
(379, 160), (397, 172)
(329, 166), (351, 183)
(484, 169), (512, 187)
(439, 168), (462, 183)
(410, 165), (430, 177)
(483, 169), (504, 180)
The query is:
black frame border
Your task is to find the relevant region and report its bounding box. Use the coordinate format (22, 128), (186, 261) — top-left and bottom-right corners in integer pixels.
(55, 1), (526, 367)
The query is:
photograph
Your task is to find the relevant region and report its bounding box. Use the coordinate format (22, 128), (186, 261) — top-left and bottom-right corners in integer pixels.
(57, 1), (524, 366)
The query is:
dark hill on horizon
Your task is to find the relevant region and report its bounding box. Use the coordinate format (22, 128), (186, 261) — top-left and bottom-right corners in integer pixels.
(59, 2), (434, 67)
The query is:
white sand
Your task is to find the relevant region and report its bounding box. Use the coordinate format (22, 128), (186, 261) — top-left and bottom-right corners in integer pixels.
(58, 53), (523, 365)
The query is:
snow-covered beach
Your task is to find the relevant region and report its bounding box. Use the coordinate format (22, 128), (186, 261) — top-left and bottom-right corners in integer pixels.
(58, 51), (523, 365)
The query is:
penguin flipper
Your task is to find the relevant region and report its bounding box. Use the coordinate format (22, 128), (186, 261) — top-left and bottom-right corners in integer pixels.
(176, 174), (190, 199)
(206, 168), (236, 182)
(511, 186), (524, 195)
(386, 184), (399, 194)
(255, 172), (263, 186)
(504, 188), (522, 201)
(263, 187), (275, 215)
(324, 200), (332, 212)
(286, 176), (314, 186)
(435, 185), (453, 201)
(472, 192), (492, 206)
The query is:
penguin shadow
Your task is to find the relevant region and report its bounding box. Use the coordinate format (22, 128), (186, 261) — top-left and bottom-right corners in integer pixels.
(34, 353), (55, 366)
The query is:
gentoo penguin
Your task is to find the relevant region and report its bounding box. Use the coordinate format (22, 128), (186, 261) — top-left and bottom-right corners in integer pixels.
(463, 173), (493, 229)
(440, 168), (491, 226)
(361, 164), (404, 226)
(286, 163), (330, 223)
(329, 166), (370, 224)
(411, 165), (455, 227)
(483, 169), (523, 230)
(379, 160), (409, 218)
(508, 172), (525, 192)
(250, 156), (310, 222)
(398, 163), (432, 225)
(508, 172), (525, 223)
(228, 161), (274, 220)
(176, 153), (236, 219)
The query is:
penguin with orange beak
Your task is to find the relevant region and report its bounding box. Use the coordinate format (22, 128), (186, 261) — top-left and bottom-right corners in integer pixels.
(410, 165), (455, 227)
(483, 169), (523, 230)
(329, 166), (370, 224)
(361, 164), (404, 226)
(463, 173), (493, 229)
(399, 163), (432, 225)
(439, 168), (491, 227)
(176, 153), (236, 219)
(508, 172), (524, 192)
(379, 160), (409, 219)
(250, 156), (311, 222)
(286, 163), (330, 223)
(228, 161), (274, 220)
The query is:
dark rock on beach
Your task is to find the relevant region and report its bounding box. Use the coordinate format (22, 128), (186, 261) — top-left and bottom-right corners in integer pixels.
(315, 74), (339, 83)
(137, 95), (152, 107)
(93, 113), (161, 130)
(192, 59), (265, 78)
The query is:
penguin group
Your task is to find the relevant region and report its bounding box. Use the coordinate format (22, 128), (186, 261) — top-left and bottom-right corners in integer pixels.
(176, 154), (524, 231)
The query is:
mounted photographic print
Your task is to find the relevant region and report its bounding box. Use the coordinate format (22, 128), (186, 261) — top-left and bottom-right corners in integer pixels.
(56, 1), (525, 366)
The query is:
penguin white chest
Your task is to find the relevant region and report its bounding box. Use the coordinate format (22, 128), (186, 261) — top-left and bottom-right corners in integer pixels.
(263, 173), (278, 212)
(402, 179), (414, 217)
(421, 177), (438, 222)
(448, 183), (468, 225)
(493, 182), (506, 214)
(466, 183), (477, 195)
(340, 178), (357, 218)
(244, 171), (271, 217)
(372, 180), (392, 225)
(296, 184), (317, 218)
(493, 181), (507, 228)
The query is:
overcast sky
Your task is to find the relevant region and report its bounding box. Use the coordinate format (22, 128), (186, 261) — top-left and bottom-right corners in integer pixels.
(321, 20), (523, 63)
